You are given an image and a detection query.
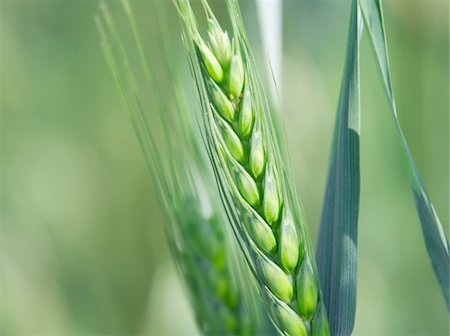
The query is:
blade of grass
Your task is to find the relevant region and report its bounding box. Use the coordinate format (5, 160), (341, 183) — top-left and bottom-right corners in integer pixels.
(359, 0), (449, 308)
(315, 1), (362, 335)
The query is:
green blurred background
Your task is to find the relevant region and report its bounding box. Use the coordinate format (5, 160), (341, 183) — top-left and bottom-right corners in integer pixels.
(0, 0), (448, 334)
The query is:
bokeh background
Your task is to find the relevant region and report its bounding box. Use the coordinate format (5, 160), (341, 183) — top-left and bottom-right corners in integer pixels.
(1, 0), (448, 334)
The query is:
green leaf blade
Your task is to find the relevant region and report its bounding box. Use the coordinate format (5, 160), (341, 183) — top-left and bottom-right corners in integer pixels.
(359, 0), (450, 308)
(315, 1), (361, 335)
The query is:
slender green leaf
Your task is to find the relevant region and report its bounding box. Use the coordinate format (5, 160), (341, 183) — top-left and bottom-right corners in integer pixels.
(316, 1), (361, 335)
(359, 0), (450, 308)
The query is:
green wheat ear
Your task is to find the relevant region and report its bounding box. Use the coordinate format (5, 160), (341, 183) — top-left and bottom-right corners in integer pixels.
(175, 0), (330, 335)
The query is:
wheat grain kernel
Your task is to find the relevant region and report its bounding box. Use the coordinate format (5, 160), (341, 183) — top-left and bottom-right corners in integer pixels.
(199, 41), (224, 83)
(229, 162), (260, 207)
(238, 86), (254, 138)
(245, 210), (276, 254)
(228, 53), (244, 99)
(275, 304), (308, 336)
(260, 258), (294, 303)
(297, 260), (319, 320)
(209, 79), (235, 121)
(249, 128), (265, 179)
(207, 18), (231, 68)
(263, 163), (280, 225)
(280, 210), (300, 273)
(218, 119), (245, 163)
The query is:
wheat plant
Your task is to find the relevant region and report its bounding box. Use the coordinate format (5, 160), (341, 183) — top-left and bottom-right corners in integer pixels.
(175, 0), (330, 335)
(93, 0), (449, 334)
